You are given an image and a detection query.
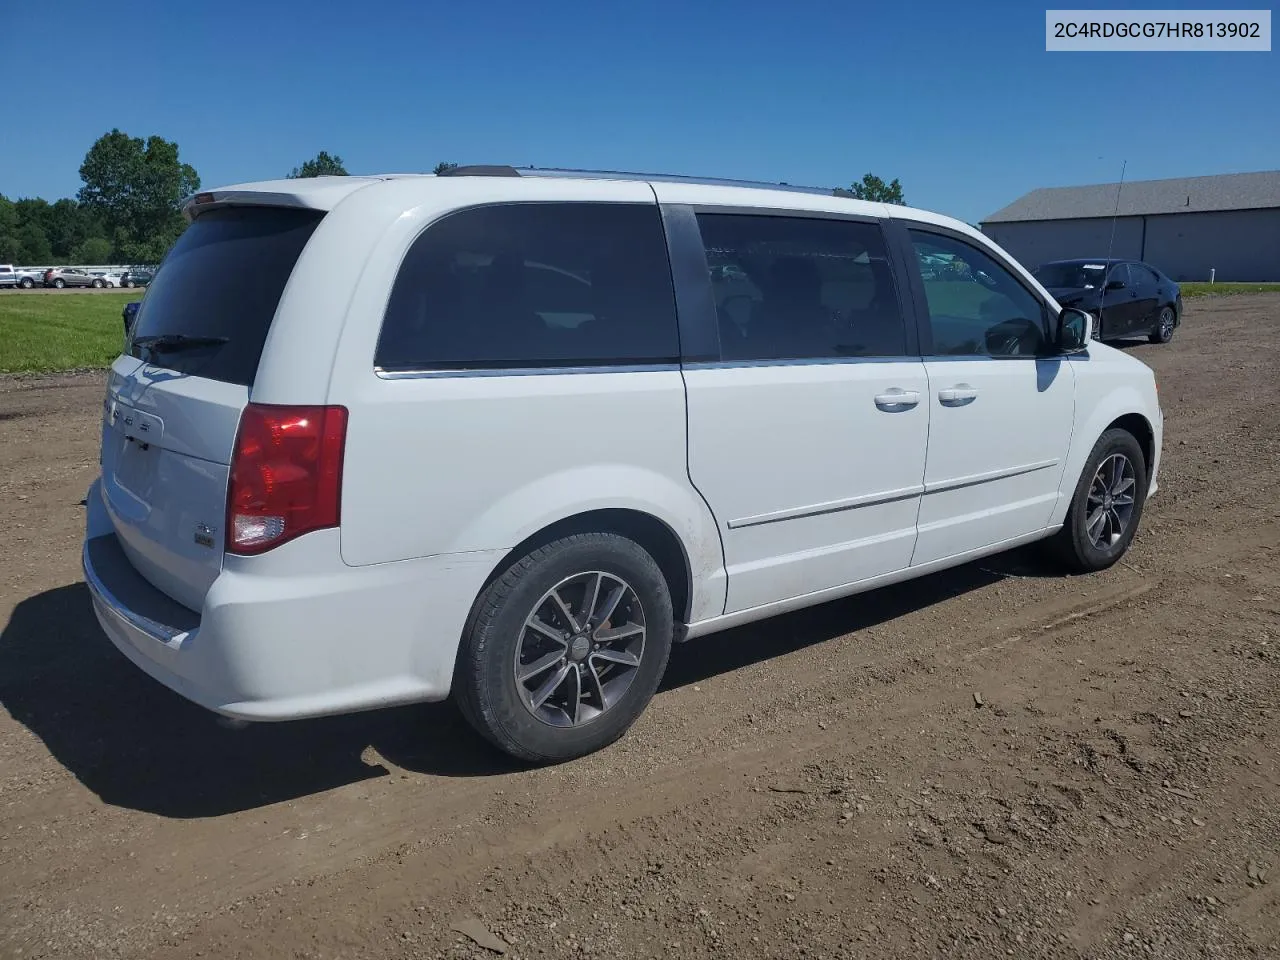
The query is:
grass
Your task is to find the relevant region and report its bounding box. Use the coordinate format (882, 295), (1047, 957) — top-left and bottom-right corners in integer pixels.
(1179, 282), (1280, 298)
(0, 291), (138, 374)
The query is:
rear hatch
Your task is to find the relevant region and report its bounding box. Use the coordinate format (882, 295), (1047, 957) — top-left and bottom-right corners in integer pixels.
(100, 206), (324, 611)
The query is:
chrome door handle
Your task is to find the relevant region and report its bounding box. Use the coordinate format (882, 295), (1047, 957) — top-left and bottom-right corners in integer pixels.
(874, 389), (921, 411)
(938, 385), (978, 406)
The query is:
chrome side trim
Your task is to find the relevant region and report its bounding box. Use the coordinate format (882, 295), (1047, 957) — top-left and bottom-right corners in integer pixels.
(685, 355), (916, 371)
(727, 484), (924, 529)
(924, 459), (1059, 495)
(920, 354), (1056, 363)
(375, 363), (681, 380)
(376, 357), (926, 379)
(82, 540), (192, 648)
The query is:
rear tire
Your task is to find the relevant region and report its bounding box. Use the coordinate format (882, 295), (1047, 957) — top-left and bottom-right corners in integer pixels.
(53, 279), (64, 288)
(455, 532), (674, 764)
(1149, 305), (1176, 344)
(92, 279), (105, 288)
(123, 279), (134, 288)
(19, 278), (33, 289)
(1049, 428), (1148, 573)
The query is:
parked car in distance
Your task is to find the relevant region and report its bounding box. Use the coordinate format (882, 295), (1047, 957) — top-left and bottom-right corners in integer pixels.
(119, 268), (154, 288)
(94, 271), (124, 288)
(1, 266), (47, 289)
(1033, 258), (1182, 344)
(44, 267), (101, 288)
(83, 167), (1163, 764)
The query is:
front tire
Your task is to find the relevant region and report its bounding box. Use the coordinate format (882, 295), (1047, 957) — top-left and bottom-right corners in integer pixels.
(123, 279), (134, 288)
(1150, 306), (1176, 344)
(1050, 428), (1148, 573)
(92, 279), (105, 288)
(455, 532), (674, 764)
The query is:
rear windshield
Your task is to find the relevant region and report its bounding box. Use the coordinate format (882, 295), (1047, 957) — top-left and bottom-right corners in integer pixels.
(127, 206), (324, 385)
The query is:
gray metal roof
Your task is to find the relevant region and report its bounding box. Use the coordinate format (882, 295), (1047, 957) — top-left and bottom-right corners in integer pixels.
(982, 170), (1280, 224)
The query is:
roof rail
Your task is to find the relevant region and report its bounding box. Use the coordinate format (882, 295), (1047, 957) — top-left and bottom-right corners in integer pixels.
(518, 166), (836, 196)
(433, 163), (842, 196)
(436, 164), (522, 177)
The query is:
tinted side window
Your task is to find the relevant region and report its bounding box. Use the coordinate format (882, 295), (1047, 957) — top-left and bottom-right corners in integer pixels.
(909, 231), (1047, 358)
(696, 214), (906, 361)
(1108, 263), (1131, 288)
(376, 203), (679, 371)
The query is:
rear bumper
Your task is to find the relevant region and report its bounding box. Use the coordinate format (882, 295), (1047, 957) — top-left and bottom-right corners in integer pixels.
(83, 478), (503, 721)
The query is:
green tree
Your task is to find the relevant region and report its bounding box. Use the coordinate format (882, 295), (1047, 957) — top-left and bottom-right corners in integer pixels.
(289, 151), (348, 178)
(72, 236), (114, 263)
(15, 222), (52, 263)
(13, 198), (52, 241)
(0, 196), (19, 262)
(834, 173), (906, 205)
(433, 161), (458, 175)
(78, 129), (199, 260)
(46, 198), (104, 260)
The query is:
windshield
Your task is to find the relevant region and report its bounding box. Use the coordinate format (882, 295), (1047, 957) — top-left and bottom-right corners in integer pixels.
(126, 207), (324, 385)
(1033, 262), (1108, 289)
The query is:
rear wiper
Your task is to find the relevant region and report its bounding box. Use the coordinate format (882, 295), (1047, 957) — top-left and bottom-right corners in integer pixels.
(133, 334), (229, 354)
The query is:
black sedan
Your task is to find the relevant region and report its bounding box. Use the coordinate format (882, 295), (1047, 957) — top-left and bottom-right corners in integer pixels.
(1033, 259), (1182, 344)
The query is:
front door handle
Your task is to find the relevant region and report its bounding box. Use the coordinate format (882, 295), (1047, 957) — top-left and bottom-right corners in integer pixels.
(938, 385), (978, 406)
(874, 389), (921, 411)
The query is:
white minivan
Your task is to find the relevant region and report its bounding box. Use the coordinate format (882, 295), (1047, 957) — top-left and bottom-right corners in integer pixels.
(84, 166), (1162, 762)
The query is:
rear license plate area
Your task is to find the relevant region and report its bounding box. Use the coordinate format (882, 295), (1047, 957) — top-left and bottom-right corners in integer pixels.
(113, 435), (158, 500)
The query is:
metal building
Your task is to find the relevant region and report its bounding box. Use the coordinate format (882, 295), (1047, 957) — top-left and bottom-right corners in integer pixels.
(981, 170), (1280, 282)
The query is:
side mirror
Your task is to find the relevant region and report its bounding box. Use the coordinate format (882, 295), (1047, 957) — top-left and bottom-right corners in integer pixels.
(1056, 307), (1092, 354)
(1105, 279), (1126, 291)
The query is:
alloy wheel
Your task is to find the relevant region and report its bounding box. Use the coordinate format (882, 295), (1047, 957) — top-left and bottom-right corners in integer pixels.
(1086, 453), (1137, 549)
(514, 571), (646, 727)
(1158, 308), (1174, 340)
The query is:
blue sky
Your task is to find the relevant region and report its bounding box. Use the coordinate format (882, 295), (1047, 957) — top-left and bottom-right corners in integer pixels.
(2, 0), (1275, 223)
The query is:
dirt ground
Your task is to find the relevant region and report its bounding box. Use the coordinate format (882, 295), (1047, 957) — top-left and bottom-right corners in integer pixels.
(1, 295), (1277, 960)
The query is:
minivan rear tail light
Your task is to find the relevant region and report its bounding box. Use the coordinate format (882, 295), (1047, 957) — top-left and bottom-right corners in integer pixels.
(226, 404), (348, 555)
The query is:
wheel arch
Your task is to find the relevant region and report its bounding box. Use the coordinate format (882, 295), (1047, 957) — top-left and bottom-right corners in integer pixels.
(1107, 412), (1156, 484)
(1051, 376), (1161, 528)
(474, 508), (695, 628)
